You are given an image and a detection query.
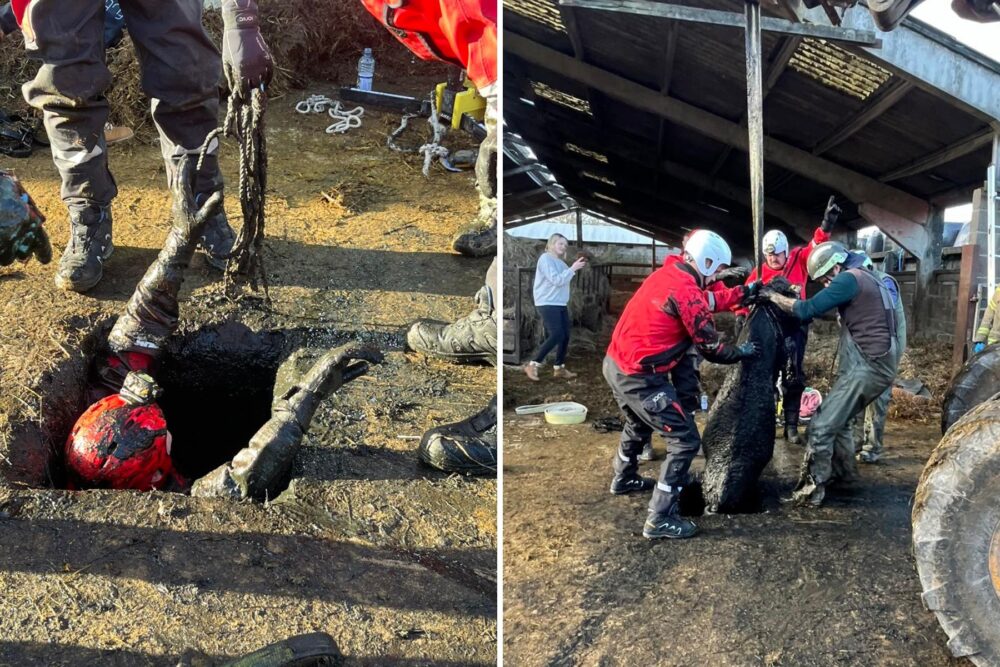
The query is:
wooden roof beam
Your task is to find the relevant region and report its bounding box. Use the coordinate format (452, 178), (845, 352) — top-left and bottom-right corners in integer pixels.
(878, 128), (995, 182)
(811, 78), (913, 156)
(506, 31), (931, 224)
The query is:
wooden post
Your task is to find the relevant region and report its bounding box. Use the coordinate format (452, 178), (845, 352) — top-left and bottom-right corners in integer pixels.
(952, 188), (990, 373)
(575, 209), (584, 249)
(952, 245), (976, 373)
(651, 238), (657, 272)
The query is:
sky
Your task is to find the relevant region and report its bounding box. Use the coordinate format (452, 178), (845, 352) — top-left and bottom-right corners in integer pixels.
(911, 0), (1000, 62)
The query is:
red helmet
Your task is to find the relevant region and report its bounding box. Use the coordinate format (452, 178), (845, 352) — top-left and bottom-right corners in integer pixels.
(66, 372), (176, 491)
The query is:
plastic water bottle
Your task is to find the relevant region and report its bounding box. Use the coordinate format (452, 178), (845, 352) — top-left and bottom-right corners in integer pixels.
(700, 393), (709, 412)
(357, 48), (375, 92)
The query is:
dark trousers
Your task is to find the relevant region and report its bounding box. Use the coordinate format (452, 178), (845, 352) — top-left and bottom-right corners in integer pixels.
(670, 352), (701, 414)
(22, 0), (222, 212)
(532, 305), (570, 365)
(781, 325), (808, 424)
(603, 356), (701, 515)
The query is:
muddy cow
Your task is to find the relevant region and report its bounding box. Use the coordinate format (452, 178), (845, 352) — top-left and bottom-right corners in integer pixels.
(700, 277), (801, 512)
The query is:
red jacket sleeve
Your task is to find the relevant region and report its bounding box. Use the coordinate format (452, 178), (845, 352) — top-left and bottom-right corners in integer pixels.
(674, 283), (732, 359)
(706, 282), (745, 312)
(801, 226), (830, 266)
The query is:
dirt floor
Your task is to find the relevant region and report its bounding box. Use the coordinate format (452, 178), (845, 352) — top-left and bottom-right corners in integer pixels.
(503, 334), (966, 667)
(0, 77), (495, 664)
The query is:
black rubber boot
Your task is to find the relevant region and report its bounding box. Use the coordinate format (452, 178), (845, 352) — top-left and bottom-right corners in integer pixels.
(610, 473), (654, 495)
(419, 396), (497, 476)
(643, 489), (697, 539)
(406, 285), (496, 365)
(55, 205), (113, 292)
(784, 411), (802, 446)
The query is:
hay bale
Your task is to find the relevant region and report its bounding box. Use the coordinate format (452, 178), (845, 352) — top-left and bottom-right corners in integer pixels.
(0, 0), (447, 142)
(503, 233), (612, 361)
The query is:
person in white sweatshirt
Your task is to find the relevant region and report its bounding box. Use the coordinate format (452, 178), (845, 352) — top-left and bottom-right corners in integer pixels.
(524, 233), (588, 381)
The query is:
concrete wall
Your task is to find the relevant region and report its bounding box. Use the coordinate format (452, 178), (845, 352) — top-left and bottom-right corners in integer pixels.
(872, 247), (963, 343)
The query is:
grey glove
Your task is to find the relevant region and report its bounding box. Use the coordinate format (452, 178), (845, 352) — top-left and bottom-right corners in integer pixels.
(0, 171), (51, 266)
(221, 0), (274, 99)
(736, 341), (761, 359)
(821, 195), (841, 233)
(713, 265), (751, 284)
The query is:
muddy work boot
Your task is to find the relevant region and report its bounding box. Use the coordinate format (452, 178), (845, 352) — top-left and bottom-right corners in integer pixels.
(406, 285), (496, 365)
(453, 221), (497, 258)
(196, 204), (236, 271)
(419, 396), (497, 476)
(54, 205), (113, 292)
(610, 472), (654, 495)
(784, 475), (826, 507)
(638, 442), (658, 462)
(453, 97), (497, 259)
(643, 488), (697, 539)
(856, 449), (880, 464)
(192, 343), (384, 501)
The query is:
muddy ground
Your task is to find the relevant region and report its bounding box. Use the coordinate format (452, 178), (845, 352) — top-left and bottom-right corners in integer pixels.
(503, 334), (965, 667)
(0, 76), (495, 664)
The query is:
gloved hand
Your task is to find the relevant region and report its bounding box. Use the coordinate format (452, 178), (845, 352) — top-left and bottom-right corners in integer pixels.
(0, 171), (50, 266)
(221, 0), (273, 100)
(821, 195), (841, 233)
(741, 280), (765, 306)
(974, 342), (987, 354)
(713, 265), (751, 284)
(736, 341), (761, 359)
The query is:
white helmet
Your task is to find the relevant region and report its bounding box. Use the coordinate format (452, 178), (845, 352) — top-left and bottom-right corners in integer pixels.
(684, 230), (732, 277)
(762, 229), (788, 256)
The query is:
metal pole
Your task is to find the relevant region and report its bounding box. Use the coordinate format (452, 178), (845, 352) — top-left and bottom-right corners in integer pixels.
(989, 134), (999, 296)
(745, 0), (765, 281)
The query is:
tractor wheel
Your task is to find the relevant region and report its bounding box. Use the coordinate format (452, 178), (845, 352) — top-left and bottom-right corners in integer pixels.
(941, 345), (1000, 434)
(913, 395), (1000, 665)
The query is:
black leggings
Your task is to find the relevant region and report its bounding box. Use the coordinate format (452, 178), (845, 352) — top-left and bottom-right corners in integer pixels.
(532, 305), (570, 365)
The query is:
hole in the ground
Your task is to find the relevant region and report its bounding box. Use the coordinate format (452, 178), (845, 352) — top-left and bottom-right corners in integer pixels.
(156, 356), (275, 481)
(4, 320), (392, 491)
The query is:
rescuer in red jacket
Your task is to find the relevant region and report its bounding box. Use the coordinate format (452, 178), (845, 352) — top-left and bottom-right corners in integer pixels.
(733, 196), (841, 445)
(639, 249), (751, 461)
(604, 230), (762, 540)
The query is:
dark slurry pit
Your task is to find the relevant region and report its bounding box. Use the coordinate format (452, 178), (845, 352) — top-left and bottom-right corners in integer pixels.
(155, 349), (276, 481)
(2, 320), (391, 490)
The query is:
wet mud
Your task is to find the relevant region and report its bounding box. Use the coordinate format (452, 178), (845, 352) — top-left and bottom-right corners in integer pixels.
(0, 79), (495, 665)
(503, 337), (965, 666)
